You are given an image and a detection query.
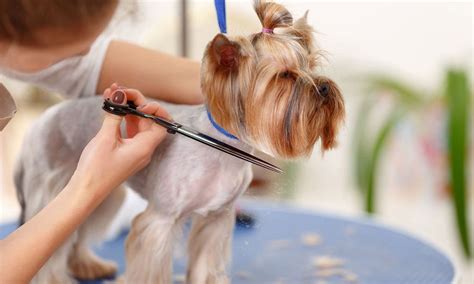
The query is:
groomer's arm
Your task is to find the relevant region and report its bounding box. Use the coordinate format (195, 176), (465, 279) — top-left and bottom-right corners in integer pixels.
(98, 40), (204, 105)
(0, 176), (107, 284)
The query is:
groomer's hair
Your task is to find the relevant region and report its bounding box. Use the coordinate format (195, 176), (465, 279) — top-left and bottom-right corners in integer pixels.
(0, 0), (118, 46)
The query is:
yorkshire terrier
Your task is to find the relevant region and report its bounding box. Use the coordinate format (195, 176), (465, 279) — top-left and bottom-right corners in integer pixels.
(15, 1), (344, 283)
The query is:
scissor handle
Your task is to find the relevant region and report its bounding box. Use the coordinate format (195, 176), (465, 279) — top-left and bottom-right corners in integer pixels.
(102, 99), (137, 116)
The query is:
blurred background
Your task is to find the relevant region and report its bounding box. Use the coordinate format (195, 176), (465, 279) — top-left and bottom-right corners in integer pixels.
(0, 0), (472, 282)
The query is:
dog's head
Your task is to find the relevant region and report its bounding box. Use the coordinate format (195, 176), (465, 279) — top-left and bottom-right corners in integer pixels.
(201, 0), (345, 159)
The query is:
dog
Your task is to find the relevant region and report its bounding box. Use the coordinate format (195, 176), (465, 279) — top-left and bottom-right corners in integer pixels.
(15, 1), (344, 283)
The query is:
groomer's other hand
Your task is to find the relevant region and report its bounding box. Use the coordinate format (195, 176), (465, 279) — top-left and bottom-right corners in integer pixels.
(72, 84), (170, 200)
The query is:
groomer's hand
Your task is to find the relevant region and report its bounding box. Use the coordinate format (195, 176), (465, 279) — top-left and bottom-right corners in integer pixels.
(72, 83), (170, 201)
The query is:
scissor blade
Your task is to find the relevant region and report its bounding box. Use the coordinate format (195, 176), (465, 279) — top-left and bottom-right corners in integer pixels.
(102, 100), (283, 173)
(176, 126), (283, 173)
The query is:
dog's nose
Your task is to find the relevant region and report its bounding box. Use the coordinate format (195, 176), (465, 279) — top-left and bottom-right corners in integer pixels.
(318, 83), (329, 97)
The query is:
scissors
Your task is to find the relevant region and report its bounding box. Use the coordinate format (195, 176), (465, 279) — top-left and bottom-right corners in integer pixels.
(102, 99), (283, 173)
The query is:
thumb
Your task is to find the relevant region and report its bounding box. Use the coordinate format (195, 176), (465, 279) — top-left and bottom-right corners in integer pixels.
(100, 112), (123, 138)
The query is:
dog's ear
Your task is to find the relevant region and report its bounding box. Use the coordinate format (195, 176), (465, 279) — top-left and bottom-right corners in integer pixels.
(288, 11), (315, 51)
(294, 11), (313, 44)
(211, 34), (240, 70)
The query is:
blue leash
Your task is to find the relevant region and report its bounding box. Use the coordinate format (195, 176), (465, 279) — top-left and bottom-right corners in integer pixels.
(214, 0), (227, 33)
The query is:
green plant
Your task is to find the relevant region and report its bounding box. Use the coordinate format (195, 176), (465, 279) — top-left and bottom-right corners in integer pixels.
(354, 75), (426, 212)
(446, 69), (471, 257)
(353, 68), (472, 258)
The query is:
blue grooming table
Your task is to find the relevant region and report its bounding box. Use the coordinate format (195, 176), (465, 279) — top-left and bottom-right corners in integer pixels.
(0, 201), (455, 284)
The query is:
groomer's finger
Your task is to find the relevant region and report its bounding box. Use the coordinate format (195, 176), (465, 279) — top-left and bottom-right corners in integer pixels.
(103, 86), (146, 107)
(110, 83), (119, 91)
(103, 88), (111, 98)
(102, 88), (128, 106)
(138, 102), (171, 120)
(133, 102), (170, 143)
(132, 123), (168, 150)
(100, 89), (126, 137)
(121, 88), (147, 107)
(125, 114), (139, 138)
(100, 112), (123, 139)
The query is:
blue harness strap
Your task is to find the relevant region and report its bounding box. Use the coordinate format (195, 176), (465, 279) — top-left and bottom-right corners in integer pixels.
(214, 0), (227, 33)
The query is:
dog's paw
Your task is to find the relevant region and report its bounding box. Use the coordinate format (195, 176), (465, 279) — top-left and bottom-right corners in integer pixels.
(68, 248), (117, 280)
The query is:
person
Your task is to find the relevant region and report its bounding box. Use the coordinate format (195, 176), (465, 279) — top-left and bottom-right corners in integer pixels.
(0, 0), (201, 282)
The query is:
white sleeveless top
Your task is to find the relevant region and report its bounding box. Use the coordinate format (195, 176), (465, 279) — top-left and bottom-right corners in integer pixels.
(0, 34), (112, 99)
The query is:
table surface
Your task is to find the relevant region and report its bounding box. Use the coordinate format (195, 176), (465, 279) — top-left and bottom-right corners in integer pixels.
(0, 201), (455, 284)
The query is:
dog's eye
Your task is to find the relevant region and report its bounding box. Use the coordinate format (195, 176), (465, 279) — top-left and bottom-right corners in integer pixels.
(318, 83), (330, 97)
(280, 70), (292, 79)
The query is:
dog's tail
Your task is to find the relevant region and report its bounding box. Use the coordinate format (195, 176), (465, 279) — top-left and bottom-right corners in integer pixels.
(13, 159), (26, 225)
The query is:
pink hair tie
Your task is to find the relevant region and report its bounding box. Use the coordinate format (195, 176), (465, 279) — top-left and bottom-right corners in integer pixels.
(262, 28), (273, 34)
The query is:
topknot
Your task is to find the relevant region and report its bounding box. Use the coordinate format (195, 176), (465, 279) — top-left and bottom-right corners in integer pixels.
(254, 0), (293, 31)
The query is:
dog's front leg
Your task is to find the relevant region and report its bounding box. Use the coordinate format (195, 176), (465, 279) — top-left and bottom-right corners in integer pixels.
(186, 206), (235, 284)
(124, 206), (182, 284)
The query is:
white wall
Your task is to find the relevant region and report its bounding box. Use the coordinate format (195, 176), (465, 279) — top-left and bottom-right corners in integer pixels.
(138, 1), (472, 84)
